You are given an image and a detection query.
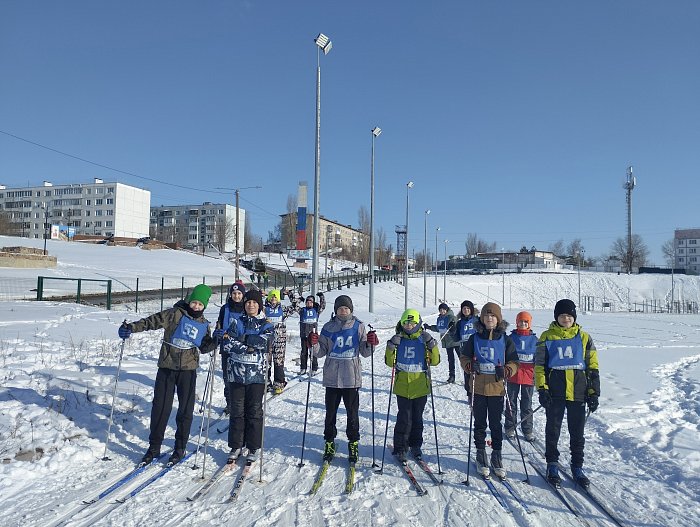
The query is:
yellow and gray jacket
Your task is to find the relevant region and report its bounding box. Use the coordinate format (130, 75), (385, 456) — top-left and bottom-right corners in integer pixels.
(385, 324), (440, 400)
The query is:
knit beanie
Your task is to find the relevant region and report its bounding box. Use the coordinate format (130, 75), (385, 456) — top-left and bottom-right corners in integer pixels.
(306, 295), (315, 303)
(516, 311), (532, 327)
(554, 299), (577, 322)
(230, 282), (246, 295)
(188, 284), (212, 308)
(267, 289), (281, 302)
(438, 302), (449, 312)
(334, 295), (354, 313)
(480, 302), (502, 325)
(244, 289), (264, 313)
(460, 300), (475, 314)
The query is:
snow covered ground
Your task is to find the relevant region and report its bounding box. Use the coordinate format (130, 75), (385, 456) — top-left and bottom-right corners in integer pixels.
(1, 238), (699, 526)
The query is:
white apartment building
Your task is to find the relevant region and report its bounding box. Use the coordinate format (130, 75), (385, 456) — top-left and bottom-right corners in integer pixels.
(675, 229), (700, 273)
(0, 179), (150, 239)
(150, 203), (244, 253)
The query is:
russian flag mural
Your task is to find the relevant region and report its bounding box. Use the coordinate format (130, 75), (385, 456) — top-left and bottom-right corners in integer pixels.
(296, 182), (308, 250)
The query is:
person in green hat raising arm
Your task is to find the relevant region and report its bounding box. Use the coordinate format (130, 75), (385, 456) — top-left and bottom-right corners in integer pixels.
(118, 284), (217, 465)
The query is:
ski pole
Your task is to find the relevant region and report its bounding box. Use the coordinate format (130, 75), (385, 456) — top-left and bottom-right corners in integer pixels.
(376, 353), (396, 474)
(425, 349), (443, 479)
(511, 404), (543, 430)
(503, 378), (530, 484)
(369, 324), (377, 468)
(198, 352), (214, 414)
(463, 366), (476, 486)
(103, 327), (127, 461)
(193, 347), (217, 471)
(199, 344), (218, 478)
(297, 332), (315, 467)
(260, 350), (270, 482)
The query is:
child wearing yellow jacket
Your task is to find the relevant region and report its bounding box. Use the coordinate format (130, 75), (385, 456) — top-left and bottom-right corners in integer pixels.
(535, 299), (600, 489)
(385, 309), (440, 462)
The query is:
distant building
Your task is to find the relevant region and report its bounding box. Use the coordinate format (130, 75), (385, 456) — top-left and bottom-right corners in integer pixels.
(0, 179), (150, 239)
(279, 212), (365, 259)
(675, 229), (700, 273)
(150, 202), (243, 253)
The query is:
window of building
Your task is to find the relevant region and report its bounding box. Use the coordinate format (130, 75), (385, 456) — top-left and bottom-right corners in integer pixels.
(690, 240), (697, 244)
(85, 222), (91, 228)
(690, 248), (696, 254)
(106, 210), (113, 216)
(106, 221), (113, 227)
(95, 187), (104, 194)
(679, 248), (685, 254)
(86, 199), (91, 206)
(218, 209), (224, 214)
(106, 198), (113, 205)
(95, 210), (102, 216)
(107, 187), (114, 193)
(95, 221), (102, 227)
(96, 199), (103, 205)
(691, 257), (697, 262)
(44, 191), (51, 196)
(85, 210), (90, 217)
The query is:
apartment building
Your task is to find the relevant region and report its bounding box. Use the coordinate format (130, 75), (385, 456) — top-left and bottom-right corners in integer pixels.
(0, 179), (150, 239)
(675, 229), (700, 273)
(150, 203), (244, 253)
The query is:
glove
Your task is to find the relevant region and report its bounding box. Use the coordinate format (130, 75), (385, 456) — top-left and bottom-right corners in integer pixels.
(212, 328), (225, 342)
(494, 364), (505, 381)
(587, 395), (599, 413)
(538, 389), (552, 410)
(118, 322), (132, 340)
(308, 331), (319, 346)
(505, 365), (515, 378)
(463, 360), (472, 373)
(246, 346), (256, 354)
(366, 330), (379, 346)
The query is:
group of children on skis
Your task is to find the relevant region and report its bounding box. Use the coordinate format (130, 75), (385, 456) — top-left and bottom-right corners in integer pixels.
(117, 282), (600, 489)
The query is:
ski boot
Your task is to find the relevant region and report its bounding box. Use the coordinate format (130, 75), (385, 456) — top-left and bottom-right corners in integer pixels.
(410, 446), (423, 460)
(571, 466), (590, 489)
(348, 441), (359, 464)
(168, 449), (186, 465)
(476, 448), (490, 477)
(246, 449), (257, 462)
(524, 431), (535, 442)
(392, 448), (407, 463)
(504, 427), (515, 439)
(547, 463), (562, 487)
(323, 441), (336, 462)
(140, 446), (160, 466)
(490, 449), (506, 479)
(227, 448), (242, 464)
(447, 374), (455, 384)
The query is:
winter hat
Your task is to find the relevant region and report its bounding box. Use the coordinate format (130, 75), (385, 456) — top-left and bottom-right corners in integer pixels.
(460, 300), (475, 314)
(230, 282), (246, 295)
(480, 302), (502, 325)
(334, 295), (354, 313)
(188, 284), (212, 308)
(554, 299), (577, 322)
(399, 309), (422, 335)
(516, 311), (533, 328)
(244, 289), (264, 313)
(267, 289), (281, 302)
(438, 303), (449, 312)
(306, 295), (315, 303)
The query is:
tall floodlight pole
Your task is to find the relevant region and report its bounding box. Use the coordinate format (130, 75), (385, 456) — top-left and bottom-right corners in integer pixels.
(423, 209), (430, 308)
(624, 166), (636, 274)
(312, 33), (332, 295)
(443, 239), (448, 301)
(434, 226), (440, 304)
(369, 126), (381, 312)
(502, 247), (505, 305)
(404, 181), (414, 310)
(577, 246), (585, 309)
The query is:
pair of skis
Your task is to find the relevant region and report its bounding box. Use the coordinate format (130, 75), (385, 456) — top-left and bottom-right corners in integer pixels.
(188, 456), (254, 503)
(309, 458), (356, 495)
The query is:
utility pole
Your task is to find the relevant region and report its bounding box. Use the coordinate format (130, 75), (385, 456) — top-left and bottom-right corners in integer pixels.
(624, 166), (636, 274)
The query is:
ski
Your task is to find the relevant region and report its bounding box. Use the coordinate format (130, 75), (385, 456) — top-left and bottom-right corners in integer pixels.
(116, 451), (194, 504)
(527, 454), (593, 527)
(187, 460), (237, 501)
(495, 476), (533, 514)
(394, 455), (428, 496)
(462, 461), (511, 513)
(216, 422), (230, 434)
(309, 460), (331, 495)
(83, 454), (166, 505)
(228, 460), (254, 502)
(345, 462), (356, 494)
(413, 456), (443, 486)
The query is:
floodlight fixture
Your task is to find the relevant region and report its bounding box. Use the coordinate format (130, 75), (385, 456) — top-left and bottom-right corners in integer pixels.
(315, 33), (332, 54)
(371, 127), (382, 137)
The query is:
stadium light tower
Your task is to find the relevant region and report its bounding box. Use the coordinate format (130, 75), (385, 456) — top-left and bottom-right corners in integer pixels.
(423, 209), (430, 308)
(434, 226), (440, 304)
(311, 33), (332, 295)
(624, 166), (636, 274)
(404, 181), (414, 310)
(369, 126), (381, 312)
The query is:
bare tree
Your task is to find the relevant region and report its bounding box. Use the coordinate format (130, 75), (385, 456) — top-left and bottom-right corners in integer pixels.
(465, 233), (496, 257)
(609, 234), (649, 272)
(375, 227), (388, 268)
(0, 213), (19, 235)
(214, 217), (236, 253)
(661, 238), (675, 267)
(548, 239), (566, 257)
(414, 250), (433, 272)
(244, 216), (254, 252)
(566, 238), (584, 259)
(357, 206), (371, 266)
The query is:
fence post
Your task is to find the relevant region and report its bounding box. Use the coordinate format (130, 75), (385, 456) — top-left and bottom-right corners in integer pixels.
(202, 275), (206, 285)
(135, 277), (140, 313)
(181, 277), (184, 299)
(161, 277), (165, 311)
(77, 279), (82, 304)
(37, 276), (44, 301)
(106, 280), (112, 310)
(221, 276), (224, 304)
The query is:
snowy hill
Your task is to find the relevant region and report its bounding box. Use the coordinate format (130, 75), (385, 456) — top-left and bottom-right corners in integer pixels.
(1, 237), (699, 526)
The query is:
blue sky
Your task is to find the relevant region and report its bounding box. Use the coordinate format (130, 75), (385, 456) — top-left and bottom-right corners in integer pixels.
(2, 1), (699, 265)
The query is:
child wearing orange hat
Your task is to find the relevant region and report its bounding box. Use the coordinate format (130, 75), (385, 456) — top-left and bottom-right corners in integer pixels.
(504, 311), (538, 442)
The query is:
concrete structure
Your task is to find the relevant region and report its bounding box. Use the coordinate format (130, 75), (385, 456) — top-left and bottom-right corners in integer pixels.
(0, 179), (150, 239)
(150, 203), (243, 253)
(675, 229), (700, 273)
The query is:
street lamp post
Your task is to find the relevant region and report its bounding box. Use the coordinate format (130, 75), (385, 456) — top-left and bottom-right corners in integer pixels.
(578, 246), (585, 309)
(369, 126), (381, 312)
(423, 209), (430, 308)
(443, 239), (448, 301)
(434, 226), (440, 304)
(311, 33), (332, 296)
(43, 206), (49, 255)
(404, 181), (414, 310)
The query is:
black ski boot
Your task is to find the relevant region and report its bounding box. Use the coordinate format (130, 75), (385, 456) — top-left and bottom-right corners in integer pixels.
(168, 449), (186, 465)
(323, 441), (336, 462)
(140, 446), (160, 466)
(547, 463), (562, 487)
(571, 466), (590, 489)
